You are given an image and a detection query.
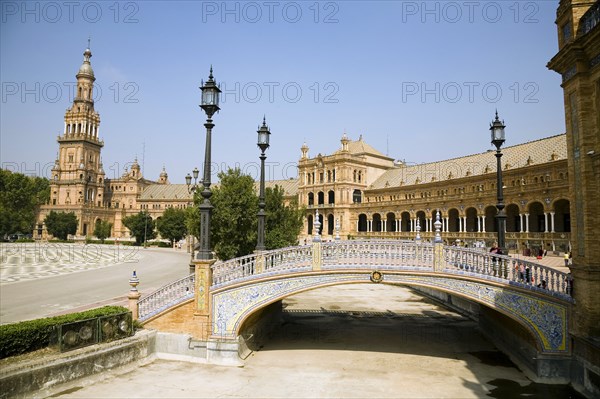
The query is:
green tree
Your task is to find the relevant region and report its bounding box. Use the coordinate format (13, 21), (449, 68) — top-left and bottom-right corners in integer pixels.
(184, 205), (200, 241)
(123, 211), (156, 246)
(265, 185), (304, 249)
(0, 169), (49, 237)
(94, 219), (112, 243)
(44, 211), (78, 240)
(157, 207), (187, 245)
(210, 168), (258, 260)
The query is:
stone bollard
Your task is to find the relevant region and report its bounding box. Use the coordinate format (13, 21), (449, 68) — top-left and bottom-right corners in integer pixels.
(128, 270), (141, 320)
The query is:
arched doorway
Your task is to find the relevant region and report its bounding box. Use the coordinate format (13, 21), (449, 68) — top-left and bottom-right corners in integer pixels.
(448, 208), (459, 232)
(416, 211), (426, 233)
(528, 202), (545, 232)
(386, 213), (396, 232)
(465, 207), (478, 232)
(327, 214), (334, 236)
(401, 212), (411, 232)
(328, 190), (335, 204)
(506, 204), (520, 232)
(553, 199), (570, 232)
(372, 214), (382, 232)
(358, 214), (367, 232)
(485, 206), (497, 233)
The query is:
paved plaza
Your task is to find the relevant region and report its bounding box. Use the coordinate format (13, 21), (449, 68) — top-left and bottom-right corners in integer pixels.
(0, 243), (143, 284)
(0, 243), (191, 323)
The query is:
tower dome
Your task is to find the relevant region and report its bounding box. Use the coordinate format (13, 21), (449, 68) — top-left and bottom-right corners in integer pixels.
(77, 47), (95, 79)
(158, 166), (169, 184)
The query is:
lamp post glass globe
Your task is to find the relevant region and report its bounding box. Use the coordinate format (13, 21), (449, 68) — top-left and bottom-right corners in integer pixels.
(200, 67), (221, 118)
(193, 167), (199, 180)
(490, 111), (506, 149)
(185, 173), (192, 186)
(257, 117), (271, 152)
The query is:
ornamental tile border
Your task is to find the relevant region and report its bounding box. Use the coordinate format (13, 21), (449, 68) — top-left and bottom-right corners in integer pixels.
(384, 275), (568, 354)
(211, 272), (569, 355)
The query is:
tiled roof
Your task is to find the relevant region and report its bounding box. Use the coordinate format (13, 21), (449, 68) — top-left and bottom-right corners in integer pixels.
(262, 178), (299, 197)
(334, 137), (391, 159)
(138, 179), (299, 201)
(138, 184), (192, 201)
(370, 134), (567, 190)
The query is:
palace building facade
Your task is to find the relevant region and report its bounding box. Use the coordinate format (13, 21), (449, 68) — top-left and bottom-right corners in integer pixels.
(297, 133), (571, 254)
(36, 45), (571, 257)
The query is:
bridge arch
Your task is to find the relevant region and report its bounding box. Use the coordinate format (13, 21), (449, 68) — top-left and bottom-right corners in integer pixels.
(212, 271), (569, 355)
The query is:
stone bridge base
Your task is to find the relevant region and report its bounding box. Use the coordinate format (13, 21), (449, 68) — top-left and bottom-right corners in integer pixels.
(149, 300), (284, 367)
(412, 286), (573, 384)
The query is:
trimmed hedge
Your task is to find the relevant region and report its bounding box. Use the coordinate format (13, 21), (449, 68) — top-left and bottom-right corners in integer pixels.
(0, 306), (128, 359)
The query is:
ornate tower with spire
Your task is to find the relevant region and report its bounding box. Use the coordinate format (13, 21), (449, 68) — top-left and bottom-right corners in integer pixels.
(42, 44), (106, 236)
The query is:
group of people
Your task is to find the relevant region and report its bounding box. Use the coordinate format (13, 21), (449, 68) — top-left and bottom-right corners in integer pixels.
(490, 244), (575, 294)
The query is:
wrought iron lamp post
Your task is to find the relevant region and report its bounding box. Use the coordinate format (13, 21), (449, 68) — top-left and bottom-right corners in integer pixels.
(196, 67), (221, 260)
(256, 117), (271, 252)
(490, 111), (507, 254)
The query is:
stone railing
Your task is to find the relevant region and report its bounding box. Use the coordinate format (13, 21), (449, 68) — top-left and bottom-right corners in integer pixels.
(138, 274), (195, 321)
(211, 245), (313, 287)
(211, 253), (258, 286)
(264, 245), (312, 273)
(321, 240), (433, 269)
(442, 246), (572, 297)
(208, 239), (572, 298)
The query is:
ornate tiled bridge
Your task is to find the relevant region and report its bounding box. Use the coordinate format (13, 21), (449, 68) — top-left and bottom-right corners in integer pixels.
(136, 238), (574, 359)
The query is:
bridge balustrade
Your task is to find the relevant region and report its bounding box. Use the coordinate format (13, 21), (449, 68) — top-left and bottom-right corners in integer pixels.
(321, 240), (433, 270)
(212, 253), (257, 286)
(442, 246), (571, 296)
(264, 245), (312, 272)
(138, 274), (195, 322)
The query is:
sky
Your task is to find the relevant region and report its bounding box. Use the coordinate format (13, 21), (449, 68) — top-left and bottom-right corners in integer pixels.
(1, 1), (566, 183)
